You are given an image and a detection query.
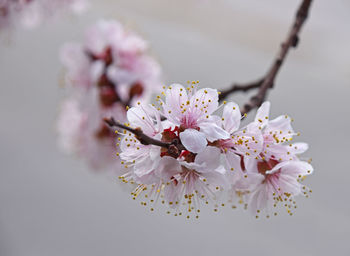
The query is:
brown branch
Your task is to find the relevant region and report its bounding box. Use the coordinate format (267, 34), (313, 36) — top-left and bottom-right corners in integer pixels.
(104, 117), (171, 148)
(239, 0), (313, 115)
(218, 0), (313, 114)
(218, 78), (264, 101)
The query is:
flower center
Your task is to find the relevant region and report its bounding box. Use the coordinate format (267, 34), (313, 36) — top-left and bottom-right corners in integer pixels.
(257, 158), (280, 175)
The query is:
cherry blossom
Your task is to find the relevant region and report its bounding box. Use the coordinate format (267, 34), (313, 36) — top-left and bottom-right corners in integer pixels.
(112, 86), (314, 218)
(160, 83), (229, 153)
(224, 102), (313, 216)
(115, 85), (232, 217)
(244, 157), (313, 218)
(254, 101), (309, 161)
(0, 0), (87, 32)
(57, 20), (162, 172)
(119, 104), (164, 183)
(57, 92), (125, 171)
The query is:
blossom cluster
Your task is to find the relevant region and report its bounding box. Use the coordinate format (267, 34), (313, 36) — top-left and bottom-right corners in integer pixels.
(57, 20), (162, 171)
(0, 0), (87, 32)
(117, 82), (314, 218)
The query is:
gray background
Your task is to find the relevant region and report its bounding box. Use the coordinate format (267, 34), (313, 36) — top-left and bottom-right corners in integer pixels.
(1, 0), (349, 255)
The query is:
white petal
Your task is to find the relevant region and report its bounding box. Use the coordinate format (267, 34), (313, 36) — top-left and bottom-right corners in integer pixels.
(280, 161), (314, 177)
(244, 157), (260, 174)
(127, 105), (160, 136)
(195, 146), (221, 172)
(232, 123), (264, 157)
(289, 143), (309, 155)
(224, 150), (242, 172)
(202, 166), (230, 189)
(200, 122), (230, 142)
(107, 66), (137, 85)
(155, 156), (182, 180)
(163, 83), (188, 125)
(179, 129), (207, 153)
(222, 102), (241, 134)
(224, 151), (244, 186)
(90, 60), (105, 84)
(265, 115), (294, 140)
(248, 186), (268, 214)
(264, 144), (290, 161)
(265, 161), (294, 175)
(190, 88), (219, 115)
(254, 101), (270, 127)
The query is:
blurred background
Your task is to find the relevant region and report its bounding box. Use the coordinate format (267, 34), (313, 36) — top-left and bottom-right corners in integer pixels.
(0, 0), (349, 255)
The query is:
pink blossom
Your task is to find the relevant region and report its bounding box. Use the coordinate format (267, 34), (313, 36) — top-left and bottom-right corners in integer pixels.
(61, 20), (162, 104)
(224, 101), (313, 216)
(0, 0), (87, 32)
(57, 20), (162, 172)
(119, 104), (164, 183)
(219, 102), (263, 157)
(244, 157), (313, 218)
(254, 101), (309, 161)
(106, 86), (314, 218)
(57, 92), (125, 171)
(117, 100), (229, 217)
(160, 83), (229, 153)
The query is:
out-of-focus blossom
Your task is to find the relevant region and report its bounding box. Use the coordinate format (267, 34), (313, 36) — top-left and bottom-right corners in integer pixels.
(115, 84), (314, 219)
(0, 0), (87, 32)
(57, 19), (162, 172)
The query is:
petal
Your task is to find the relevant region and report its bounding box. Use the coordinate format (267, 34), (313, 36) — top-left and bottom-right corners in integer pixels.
(224, 151), (244, 186)
(155, 156), (182, 181)
(127, 104), (160, 136)
(84, 20), (123, 54)
(222, 102), (241, 134)
(244, 157), (260, 174)
(107, 65), (137, 85)
(179, 147), (221, 173)
(190, 88), (219, 115)
(202, 165), (230, 189)
(232, 123), (264, 157)
(254, 101), (270, 128)
(265, 161), (294, 175)
(280, 161), (314, 177)
(277, 175), (302, 196)
(194, 146), (221, 172)
(90, 60), (105, 84)
(224, 150), (242, 173)
(179, 129), (207, 153)
(200, 121), (230, 142)
(248, 185), (269, 214)
(265, 114), (294, 141)
(289, 142), (309, 155)
(163, 83), (188, 125)
(264, 144), (290, 161)
(163, 183), (182, 206)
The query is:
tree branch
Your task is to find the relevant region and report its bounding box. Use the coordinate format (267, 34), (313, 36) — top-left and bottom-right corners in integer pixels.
(104, 117), (171, 148)
(218, 78), (264, 102)
(218, 0), (313, 114)
(240, 0), (312, 115)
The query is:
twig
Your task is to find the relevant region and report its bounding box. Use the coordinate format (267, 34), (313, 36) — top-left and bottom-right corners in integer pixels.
(218, 78), (264, 101)
(104, 117), (171, 148)
(240, 0), (313, 115)
(218, 0), (313, 114)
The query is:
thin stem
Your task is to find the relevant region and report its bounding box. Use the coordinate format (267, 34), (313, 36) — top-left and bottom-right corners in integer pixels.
(240, 0), (313, 115)
(218, 0), (313, 115)
(218, 78), (264, 102)
(104, 117), (171, 148)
